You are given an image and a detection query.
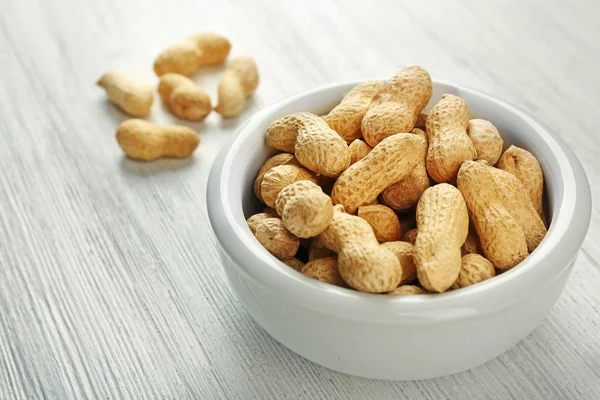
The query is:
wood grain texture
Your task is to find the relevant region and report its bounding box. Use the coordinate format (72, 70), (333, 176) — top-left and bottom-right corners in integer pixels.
(1, 0), (599, 398)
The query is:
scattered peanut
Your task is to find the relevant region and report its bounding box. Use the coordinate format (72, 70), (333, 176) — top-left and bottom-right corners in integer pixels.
(381, 128), (430, 211)
(301, 257), (346, 287)
(497, 145), (545, 219)
(254, 218), (299, 260)
(319, 207), (401, 293)
(426, 94), (476, 183)
(331, 133), (426, 213)
(158, 73), (211, 121)
(451, 254), (495, 289)
(276, 180), (333, 238)
(362, 66), (432, 147)
(381, 241), (418, 285)
(193, 33), (232, 65)
(215, 56), (259, 117)
(357, 204), (401, 243)
(467, 119), (504, 165)
(348, 139), (372, 165)
(457, 161), (528, 270)
(153, 32), (231, 76)
(415, 184), (469, 292)
(116, 119), (199, 161)
(388, 285), (427, 296)
(97, 71), (153, 117)
(253, 153), (297, 202)
(260, 164), (316, 208)
(325, 80), (385, 141)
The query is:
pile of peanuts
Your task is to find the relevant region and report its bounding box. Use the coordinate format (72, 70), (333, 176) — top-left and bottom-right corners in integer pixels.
(248, 66), (547, 295)
(97, 32), (259, 161)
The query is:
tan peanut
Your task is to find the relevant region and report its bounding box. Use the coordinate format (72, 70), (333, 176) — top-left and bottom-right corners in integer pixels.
(254, 218), (299, 260)
(308, 236), (336, 260)
(381, 128), (430, 211)
(426, 94), (476, 183)
(481, 161), (546, 252)
(332, 204), (346, 213)
(158, 73), (211, 121)
(319, 208), (401, 293)
(451, 254), (495, 290)
(461, 226), (482, 256)
(300, 257), (346, 287)
(260, 164), (317, 208)
(357, 204), (402, 243)
(268, 113), (351, 177)
(116, 119), (199, 161)
(283, 258), (305, 271)
(274, 180), (318, 214)
(193, 33), (232, 65)
(348, 139), (372, 165)
(154, 37), (201, 76)
(215, 56), (259, 117)
(497, 145), (545, 219)
(275, 180), (333, 238)
(415, 184), (469, 293)
(415, 113), (428, 130)
(388, 285), (426, 296)
(467, 119), (503, 165)
(362, 66), (432, 147)
(325, 80), (385, 141)
(253, 153), (297, 202)
(153, 32), (231, 76)
(381, 241), (418, 285)
(331, 133), (426, 213)
(246, 212), (273, 234)
(97, 71), (153, 117)
(402, 228), (418, 245)
(457, 161), (528, 270)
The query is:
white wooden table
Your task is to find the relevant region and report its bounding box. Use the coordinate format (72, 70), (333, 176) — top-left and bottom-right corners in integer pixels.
(1, 0), (599, 398)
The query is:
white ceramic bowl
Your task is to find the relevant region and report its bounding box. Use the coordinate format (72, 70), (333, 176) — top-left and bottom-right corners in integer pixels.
(206, 80), (591, 380)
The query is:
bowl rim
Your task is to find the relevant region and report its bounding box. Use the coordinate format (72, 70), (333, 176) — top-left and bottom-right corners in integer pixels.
(207, 79), (592, 323)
